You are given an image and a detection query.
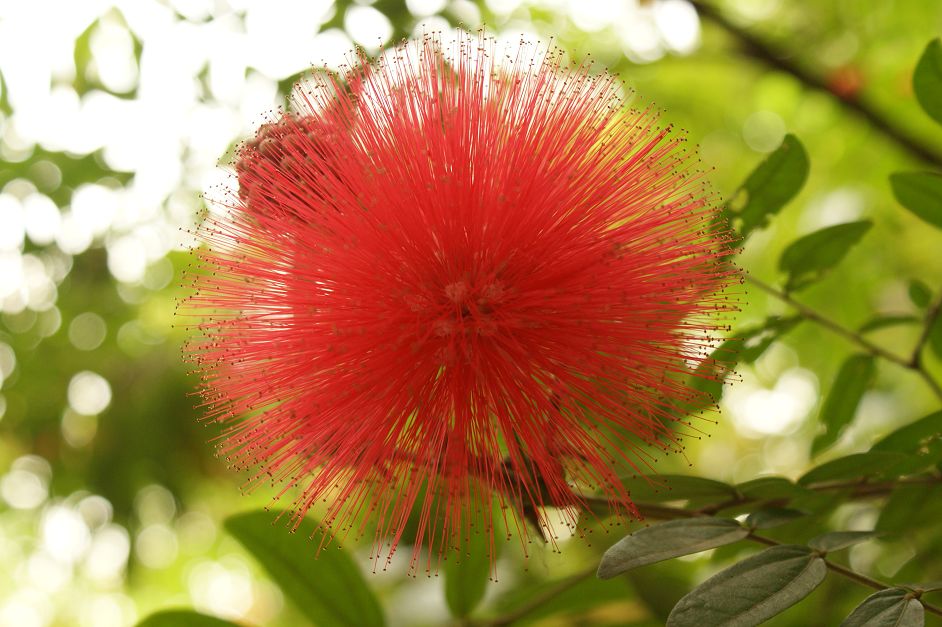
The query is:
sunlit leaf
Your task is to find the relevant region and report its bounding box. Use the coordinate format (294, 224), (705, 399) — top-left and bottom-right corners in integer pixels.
(890, 172), (942, 229)
(725, 134), (809, 240)
(872, 411), (942, 452)
(799, 452), (908, 486)
(840, 588), (924, 627)
(779, 221), (872, 291)
(812, 355), (876, 455)
(597, 518), (748, 579)
(225, 510), (385, 627)
(136, 610), (241, 627)
(666, 545), (827, 627)
(745, 508), (806, 530)
(808, 531), (879, 552)
(914, 38), (942, 126)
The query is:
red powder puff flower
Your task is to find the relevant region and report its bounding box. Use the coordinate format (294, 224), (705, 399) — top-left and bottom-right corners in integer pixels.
(184, 32), (737, 573)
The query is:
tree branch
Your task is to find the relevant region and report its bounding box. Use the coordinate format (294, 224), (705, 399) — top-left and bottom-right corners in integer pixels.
(690, 1), (942, 169)
(747, 274), (942, 401)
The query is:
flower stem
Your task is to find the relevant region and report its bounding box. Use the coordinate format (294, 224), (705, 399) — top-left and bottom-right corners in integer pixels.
(747, 275), (942, 401)
(690, 0), (942, 169)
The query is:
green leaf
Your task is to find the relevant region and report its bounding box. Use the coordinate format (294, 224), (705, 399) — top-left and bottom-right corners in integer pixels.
(812, 355), (877, 455)
(597, 518), (748, 579)
(872, 411), (942, 452)
(928, 313), (942, 360)
(444, 527), (495, 618)
(136, 610), (241, 627)
(890, 172), (942, 229)
(620, 475), (738, 504)
(689, 317), (801, 407)
(736, 477), (807, 500)
(224, 510), (385, 627)
(914, 38), (942, 126)
(666, 545), (827, 627)
(877, 485), (942, 532)
(858, 315), (920, 333)
(745, 508), (807, 530)
(808, 531), (879, 552)
(909, 280), (932, 308)
(799, 452), (908, 486)
(904, 581), (942, 593)
(725, 134), (810, 239)
(779, 221), (873, 291)
(840, 588), (924, 627)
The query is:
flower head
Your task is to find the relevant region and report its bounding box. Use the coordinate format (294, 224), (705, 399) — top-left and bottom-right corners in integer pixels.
(185, 32), (737, 572)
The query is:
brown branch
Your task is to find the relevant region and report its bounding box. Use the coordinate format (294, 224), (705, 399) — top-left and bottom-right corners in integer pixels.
(690, 0), (942, 169)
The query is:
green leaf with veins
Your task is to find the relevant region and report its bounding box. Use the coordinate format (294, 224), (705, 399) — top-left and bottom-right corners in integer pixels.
(667, 545), (827, 627)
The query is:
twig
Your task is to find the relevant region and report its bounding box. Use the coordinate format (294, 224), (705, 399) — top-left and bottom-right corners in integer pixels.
(690, 1), (942, 169)
(747, 275), (942, 401)
(912, 291), (942, 366)
(748, 534), (942, 618)
(746, 275), (911, 366)
(485, 477), (942, 625)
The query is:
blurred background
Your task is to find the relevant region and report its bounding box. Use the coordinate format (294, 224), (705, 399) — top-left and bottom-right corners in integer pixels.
(2, 1), (942, 625)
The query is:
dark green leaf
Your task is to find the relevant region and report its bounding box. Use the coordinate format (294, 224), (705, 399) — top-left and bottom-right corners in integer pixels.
(620, 475), (738, 504)
(799, 452), (908, 486)
(872, 411), (942, 452)
(909, 280), (932, 308)
(779, 221), (873, 291)
(736, 477), (807, 500)
(877, 485), (942, 532)
(928, 312), (942, 360)
(444, 526), (495, 618)
(666, 545), (827, 627)
(745, 508), (806, 530)
(840, 588), (924, 627)
(858, 315), (920, 333)
(914, 38), (942, 126)
(808, 531), (879, 552)
(224, 510), (385, 627)
(890, 172), (942, 229)
(597, 518), (748, 579)
(136, 610), (241, 627)
(725, 134), (809, 239)
(812, 355), (876, 455)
